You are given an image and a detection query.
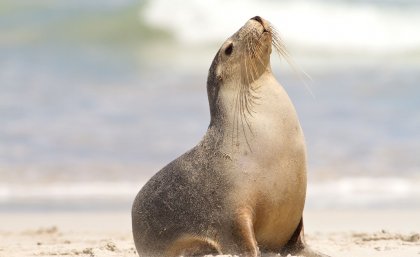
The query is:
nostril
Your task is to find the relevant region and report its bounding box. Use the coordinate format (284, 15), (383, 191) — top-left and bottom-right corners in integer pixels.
(251, 16), (263, 24)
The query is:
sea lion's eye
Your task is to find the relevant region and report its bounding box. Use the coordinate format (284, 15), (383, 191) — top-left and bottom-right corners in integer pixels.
(224, 43), (233, 56)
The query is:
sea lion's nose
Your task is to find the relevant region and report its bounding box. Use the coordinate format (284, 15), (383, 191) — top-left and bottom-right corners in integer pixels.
(251, 16), (263, 24)
(251, 16), (268, 32)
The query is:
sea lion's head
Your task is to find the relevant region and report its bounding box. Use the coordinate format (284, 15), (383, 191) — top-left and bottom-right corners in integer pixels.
(207, 16), (286, 124)
(209, 16), (272, 85)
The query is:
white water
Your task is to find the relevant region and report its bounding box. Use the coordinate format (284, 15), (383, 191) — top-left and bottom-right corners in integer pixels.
(143, 0), (420, 54)
(2, 177), (420, 210)
(307, 177), (420, 209)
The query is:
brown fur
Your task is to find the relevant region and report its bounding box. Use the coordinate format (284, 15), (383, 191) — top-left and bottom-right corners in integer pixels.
(132, 16), (330, 257)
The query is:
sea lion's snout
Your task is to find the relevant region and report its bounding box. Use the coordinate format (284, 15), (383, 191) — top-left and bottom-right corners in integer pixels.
(251, 16), (263, 24)
(250, 15), (269, 32)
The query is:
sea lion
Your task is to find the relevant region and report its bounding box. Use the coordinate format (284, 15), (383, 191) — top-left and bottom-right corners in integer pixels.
(132, 16), (329, 257)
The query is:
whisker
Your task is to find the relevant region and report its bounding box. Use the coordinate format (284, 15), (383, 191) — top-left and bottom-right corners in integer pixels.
(232, 78), (241, 146)
(240, 83), (253, 151)
(270, 24), (315, 98)
(246, 36), (258, 85)
(248, 30), (264, 69)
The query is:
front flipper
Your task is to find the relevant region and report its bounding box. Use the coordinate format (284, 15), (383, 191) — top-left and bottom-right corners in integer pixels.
(233, 207), (260, 257)
(281, 217), (331, 257)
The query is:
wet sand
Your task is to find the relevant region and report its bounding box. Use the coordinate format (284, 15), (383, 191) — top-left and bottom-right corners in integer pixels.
(0, 210), (419, 257)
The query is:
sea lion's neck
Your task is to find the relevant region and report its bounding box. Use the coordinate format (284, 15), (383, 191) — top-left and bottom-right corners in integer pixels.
(203, 70), (303, 157)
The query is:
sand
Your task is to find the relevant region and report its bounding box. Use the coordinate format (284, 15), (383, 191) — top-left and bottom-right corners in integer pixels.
(0, 210), (419, 257)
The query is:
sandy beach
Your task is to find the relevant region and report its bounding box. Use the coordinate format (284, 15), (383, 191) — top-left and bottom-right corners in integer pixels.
(1, 1), (420, 257)
(1, 210), (419, 257)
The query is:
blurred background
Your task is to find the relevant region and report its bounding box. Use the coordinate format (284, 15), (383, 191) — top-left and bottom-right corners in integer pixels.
(1, 0), (419, 212)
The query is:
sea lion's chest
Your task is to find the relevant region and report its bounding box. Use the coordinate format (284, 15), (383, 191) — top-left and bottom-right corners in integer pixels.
(231, 122), (306, 248)
(238, 80), (307, 183)
(227, 81), (307, 247)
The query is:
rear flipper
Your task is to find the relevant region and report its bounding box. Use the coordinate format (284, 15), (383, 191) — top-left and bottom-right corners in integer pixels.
(281, 218), (331, 257)
(165, 235), (222, 257)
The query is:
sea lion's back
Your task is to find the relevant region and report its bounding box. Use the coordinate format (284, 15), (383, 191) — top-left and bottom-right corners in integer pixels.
(131, 147), (229, 256)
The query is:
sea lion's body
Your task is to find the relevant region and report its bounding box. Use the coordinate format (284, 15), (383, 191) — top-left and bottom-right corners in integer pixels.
(132, 16), (328, 257)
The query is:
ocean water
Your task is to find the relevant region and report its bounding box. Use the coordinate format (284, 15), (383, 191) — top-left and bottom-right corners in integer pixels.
(1, 0), (419, 211)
